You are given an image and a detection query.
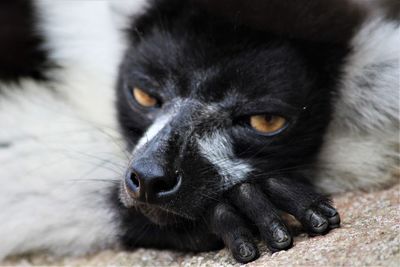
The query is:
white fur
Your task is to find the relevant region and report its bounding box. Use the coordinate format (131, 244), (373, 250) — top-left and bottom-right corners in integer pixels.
(197, 132), (253, 188)
(0, 0), (143, 260)
(109, 0), (149, 31)
(132, 98), (186, 154)
(134, 114), (174, 154)
(316, 17), (400, 192)
(0, 80), (125, 259)
(34, 0), (124, 125)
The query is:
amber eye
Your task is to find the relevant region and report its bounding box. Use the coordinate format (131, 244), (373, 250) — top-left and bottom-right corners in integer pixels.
(132, 87), (158, 108)
(250, 115), (287, 135)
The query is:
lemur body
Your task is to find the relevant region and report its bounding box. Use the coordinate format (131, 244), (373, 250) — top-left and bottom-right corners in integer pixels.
(0, 0), (398, 263)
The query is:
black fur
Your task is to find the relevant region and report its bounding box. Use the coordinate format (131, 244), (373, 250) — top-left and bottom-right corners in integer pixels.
(194, 0), (367, 44)
(0, 0), (52, 84)
(111, 186), (223, 252)
(380, 0), (400, 20)
(115, 0), (352, 263)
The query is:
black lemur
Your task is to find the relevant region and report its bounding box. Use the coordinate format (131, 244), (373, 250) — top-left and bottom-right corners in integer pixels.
(0, 0), (398, 264)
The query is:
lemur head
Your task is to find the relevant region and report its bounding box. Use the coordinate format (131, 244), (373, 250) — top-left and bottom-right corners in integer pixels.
(116, 0), (347, 225)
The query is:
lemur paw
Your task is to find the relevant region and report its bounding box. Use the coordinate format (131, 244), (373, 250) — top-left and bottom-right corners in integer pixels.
(208, 181), (340, 263)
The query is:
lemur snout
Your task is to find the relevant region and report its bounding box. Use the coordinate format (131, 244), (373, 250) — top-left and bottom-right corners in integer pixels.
(125, 160), (181, 203)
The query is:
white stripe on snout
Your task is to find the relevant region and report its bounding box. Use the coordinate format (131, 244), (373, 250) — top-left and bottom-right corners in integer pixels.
(197, 131), (253, 188)
(133, 99), (185, 153)
(133, 114), (173, 153)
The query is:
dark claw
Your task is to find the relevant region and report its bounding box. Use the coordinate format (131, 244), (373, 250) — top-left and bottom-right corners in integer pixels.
(232, 240), (259, 263)
(271, 226), (292, 250)
(274, 228), (289, 243)
(308, 210), (329, 233)
(328, 213), (341, 228)
(207, 202), (260, 264)
(328, 213), (340, 224)
(318, 203), (338, 217)
(318, 203), (341, 227)
(303, 202), (341, 235)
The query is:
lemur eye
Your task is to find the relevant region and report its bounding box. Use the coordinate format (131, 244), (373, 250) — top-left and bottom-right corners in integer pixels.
(133, 87), (159, 108)
(250, 115), (287, 135)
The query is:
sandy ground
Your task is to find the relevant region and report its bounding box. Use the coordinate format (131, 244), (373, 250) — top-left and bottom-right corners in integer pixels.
(3, 183), (400, 267)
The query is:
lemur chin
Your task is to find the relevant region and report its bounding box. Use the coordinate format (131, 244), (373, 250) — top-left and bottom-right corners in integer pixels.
(0, 0), (398, 263)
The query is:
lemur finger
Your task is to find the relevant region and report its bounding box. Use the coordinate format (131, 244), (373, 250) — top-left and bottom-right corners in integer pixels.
(318, 202), (341, 228)
(227, 183), (293, 252)
(208, 203), (259, 263)
(262, 177), (340, 234)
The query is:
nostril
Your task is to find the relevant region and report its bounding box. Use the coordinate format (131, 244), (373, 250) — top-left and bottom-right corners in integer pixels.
(125, 171), (140, 197)
(130, 172), (140, 188)
(153, 176), (179, 196)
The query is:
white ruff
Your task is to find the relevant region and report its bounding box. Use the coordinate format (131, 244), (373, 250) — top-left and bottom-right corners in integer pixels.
(0, 80), (125, 259)
(316, 16), (400, 192)
(0, 0), (147, 260)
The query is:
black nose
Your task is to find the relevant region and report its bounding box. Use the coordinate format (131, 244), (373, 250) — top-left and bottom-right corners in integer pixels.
(125, 161), (181, 202)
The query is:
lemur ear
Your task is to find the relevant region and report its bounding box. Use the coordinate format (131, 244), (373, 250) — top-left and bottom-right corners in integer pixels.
(194, 0), (367, 44)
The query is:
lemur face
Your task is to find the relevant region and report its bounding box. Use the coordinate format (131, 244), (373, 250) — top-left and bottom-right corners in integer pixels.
(116, 0), (342, 226)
